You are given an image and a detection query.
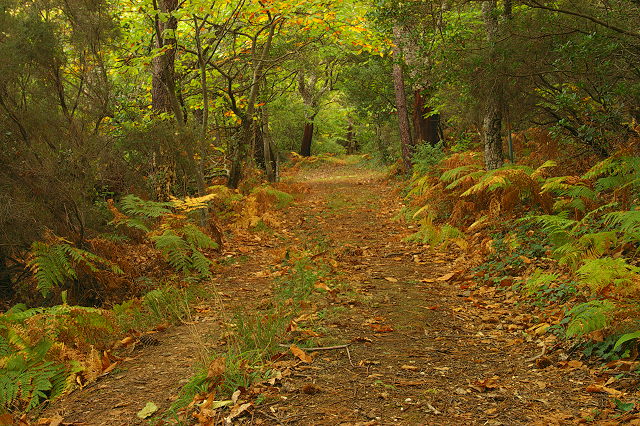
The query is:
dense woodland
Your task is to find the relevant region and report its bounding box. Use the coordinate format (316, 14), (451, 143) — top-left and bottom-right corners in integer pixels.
(1, 0), (640, 422)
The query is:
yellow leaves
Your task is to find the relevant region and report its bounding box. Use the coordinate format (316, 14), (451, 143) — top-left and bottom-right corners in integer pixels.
(170, 194), (216, 213)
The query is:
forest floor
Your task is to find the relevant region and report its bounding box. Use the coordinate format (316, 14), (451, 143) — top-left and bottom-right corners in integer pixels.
(45, 159), (613, 425)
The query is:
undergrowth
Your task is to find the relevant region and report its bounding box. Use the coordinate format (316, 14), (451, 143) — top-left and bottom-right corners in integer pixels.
(1, 183), (295, 417)
(402, 145), (640, 360)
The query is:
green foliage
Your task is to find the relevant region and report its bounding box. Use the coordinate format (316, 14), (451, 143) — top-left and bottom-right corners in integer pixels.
(120, 195), (174, 218)
(151, 225), (216, 276)
(275, 258), (325, 302)
(252, 186), (294, 209)
(142, 287), (192, 325)
(577, 257), (640, 293)
(411, 142), (446, 175)
(0, 339), (68, 413)
(404, 219), (464, 249)
(524, 269), (559, 295)
(28, 240), (123, 297)
(566, 300), (615, 338)
(0, 303), (115, 413)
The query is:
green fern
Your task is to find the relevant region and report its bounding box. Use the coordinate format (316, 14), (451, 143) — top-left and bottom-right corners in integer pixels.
(120, 195), (173, 218)
(566, 300), (615, 338)
(524, 269), (559, 294)
(151, 226), (215, 276)
(0, 339), (68, 412)
(28, 240), (123, 297)
(181, 224), (217, 250)
(152, 231), (191, 272)
(440, 164), (482, 184)
(577, 257), (640, 293)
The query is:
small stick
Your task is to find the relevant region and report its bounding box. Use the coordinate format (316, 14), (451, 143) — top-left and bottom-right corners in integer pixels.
(346, 345), (354, 367)
(279, 343), (352, 351)
(525, 344), (547, 363)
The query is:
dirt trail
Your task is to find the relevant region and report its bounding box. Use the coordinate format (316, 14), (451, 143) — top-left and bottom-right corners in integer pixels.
(47, 160), (606, 425)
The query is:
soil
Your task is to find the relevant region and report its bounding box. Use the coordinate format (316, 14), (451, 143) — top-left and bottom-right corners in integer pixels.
(44, 159), (614, 425)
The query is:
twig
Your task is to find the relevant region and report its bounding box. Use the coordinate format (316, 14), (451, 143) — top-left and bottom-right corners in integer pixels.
(525, 344), (547, 363)
(346, 345), (354, 367)
(279, 343), (351, 351)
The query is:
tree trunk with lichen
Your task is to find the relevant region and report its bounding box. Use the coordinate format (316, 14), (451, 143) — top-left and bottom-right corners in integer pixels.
(482, 0), (504, 170)
(392, 24), (414, 173)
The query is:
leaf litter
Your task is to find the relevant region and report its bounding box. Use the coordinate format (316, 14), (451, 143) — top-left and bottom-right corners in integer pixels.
(41, 161), (628, 424)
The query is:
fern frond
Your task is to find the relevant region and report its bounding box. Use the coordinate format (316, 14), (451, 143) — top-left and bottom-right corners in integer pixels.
(120, 195), (173, 218)
(190, 251), (212, 276)
(604, 210), (640, 239)
(577, 257), (640, 293)
(440, 165), (482, 184)
(181, 225), (218, 250)
(566, 300), (615, 337)
(28, 242), (75, 297)
(151, 231), (191, 271)
(531, 160), (557, 179)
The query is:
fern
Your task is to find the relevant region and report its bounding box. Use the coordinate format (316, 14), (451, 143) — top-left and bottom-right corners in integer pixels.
(440, 164), (482, 184)
(604, 210), (640, 244)
(181, 225), (217, 250)
(152, 231), (191, 272)
(151, 227), (214, 276)
(28, 240), (123, 297)
(577, 257), (640, 293)
(120, 195), (173, 218)
(0, 339), (68, 412)
(525, 269), (559, 294)
(566, 300), (615, 338)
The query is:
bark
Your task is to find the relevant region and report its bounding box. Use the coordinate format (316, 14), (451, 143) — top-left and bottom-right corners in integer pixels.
(392, 24), (414, 173)
(413, 91), (440, 146)
(482, 0), (504, 170)
(152, 0), (183, 123)
(300, 121), (314, 157)
(262, 107), (277, 182)
(228, 20), (277, 189)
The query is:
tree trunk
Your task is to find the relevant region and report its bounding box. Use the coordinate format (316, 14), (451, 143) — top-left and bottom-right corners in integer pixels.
(413, 91), (440, 146)
(228, 20), (277, 189)
(482, 0), (504, 170)
(263, 107), (277, 182)
(392, 24), (414, 173)
(300, 121), (314, 157)
(150, 0), (182, 200)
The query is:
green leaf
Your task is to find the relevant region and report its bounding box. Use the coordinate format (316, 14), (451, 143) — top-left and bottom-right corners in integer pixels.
(137, 401), (158, 419)
(613, 331), (640, 351)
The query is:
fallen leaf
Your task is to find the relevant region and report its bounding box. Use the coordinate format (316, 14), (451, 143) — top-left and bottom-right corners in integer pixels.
(585, 383), (623, 397)
(211, 400), (233, 409)
(231, 390), (241, 404)
(290, 344), (313, 363)
(437, 272), (457, 281)
(401, 364), (418, 370)
(352, 336), (373, 343)
(301, 383), (322, 394)
(36, 415), (63, 426)
(314, 282), (332, 291)
(470, 376), (500, 392)
(136, 402), (158, 419)
(119, 336), (135, 347)
(384, 277), (398, 282)
(224, 402), (252, 423)
(207, 357), (226, 385)
(370, 324), (394, 333)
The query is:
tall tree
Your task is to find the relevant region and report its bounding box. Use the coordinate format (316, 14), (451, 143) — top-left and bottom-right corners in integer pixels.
(482, 0), (504, 170)
(392, 24), (414, 172)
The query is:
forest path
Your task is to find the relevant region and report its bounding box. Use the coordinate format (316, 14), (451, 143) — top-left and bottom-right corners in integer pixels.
(46, 159), (605, 425)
